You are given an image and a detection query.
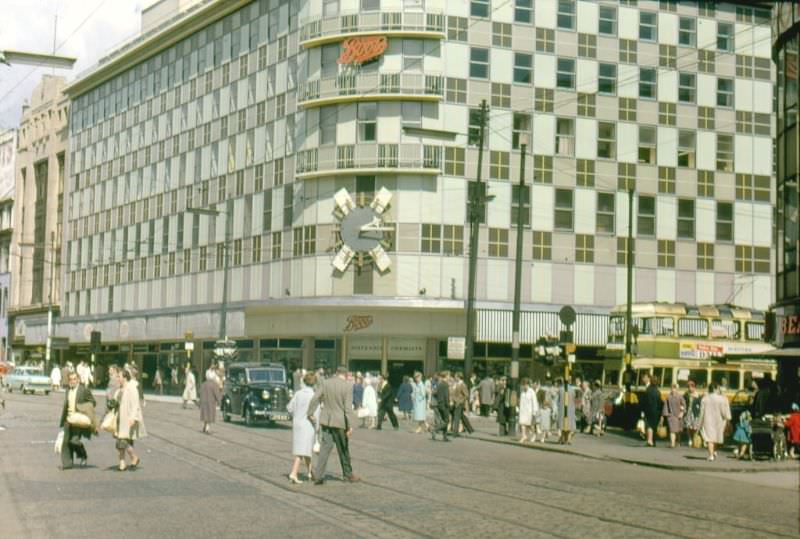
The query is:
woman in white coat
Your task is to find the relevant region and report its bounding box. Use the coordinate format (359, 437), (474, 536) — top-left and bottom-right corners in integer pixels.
(286, 372), (319, 483)
(518, 378), (539, 444)
(362, 375), (379, 429)
(698, 383), (731, 461)
(115, 369), (145, 471)
(182, 364), (197, 408)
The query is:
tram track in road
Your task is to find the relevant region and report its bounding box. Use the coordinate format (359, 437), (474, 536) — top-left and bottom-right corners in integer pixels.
(154, 410), (796, 539)
(148, 409), (777, 539)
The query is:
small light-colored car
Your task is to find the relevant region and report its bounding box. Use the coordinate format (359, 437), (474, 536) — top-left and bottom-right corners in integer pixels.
(5, 365), (52, 395)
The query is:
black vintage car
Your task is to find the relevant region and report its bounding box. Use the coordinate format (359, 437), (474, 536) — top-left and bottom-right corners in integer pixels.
(221, 363), (292, 426)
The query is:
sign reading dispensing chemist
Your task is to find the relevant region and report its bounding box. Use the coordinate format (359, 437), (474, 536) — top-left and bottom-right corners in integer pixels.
(348, 338), (426, 359)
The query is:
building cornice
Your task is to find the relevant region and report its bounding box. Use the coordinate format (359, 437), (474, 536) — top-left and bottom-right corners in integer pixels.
(64, 0), (253, 99)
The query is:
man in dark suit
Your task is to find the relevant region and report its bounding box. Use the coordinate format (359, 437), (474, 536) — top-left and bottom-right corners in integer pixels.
(60, 372), (96, 470)
(431, 371), (451, 442)
(450, 372), (473, 436)
(307, 366), (360, 484)
(376, 374), (399, 430)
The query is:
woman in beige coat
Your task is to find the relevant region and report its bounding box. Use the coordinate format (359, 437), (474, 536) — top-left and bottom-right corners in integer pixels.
(698, 383), (731, 461)
(115, 369), (146, 471)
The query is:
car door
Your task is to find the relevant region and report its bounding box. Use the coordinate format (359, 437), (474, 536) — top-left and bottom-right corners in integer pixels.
(229, 368), (244, 415)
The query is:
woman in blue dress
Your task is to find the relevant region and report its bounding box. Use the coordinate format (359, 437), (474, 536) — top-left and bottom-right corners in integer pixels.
(397, 376), (414, 420)
(412, 372), (428, 433)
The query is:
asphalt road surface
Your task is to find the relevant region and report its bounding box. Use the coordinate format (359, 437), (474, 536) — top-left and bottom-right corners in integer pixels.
(0, 391), (797, 539)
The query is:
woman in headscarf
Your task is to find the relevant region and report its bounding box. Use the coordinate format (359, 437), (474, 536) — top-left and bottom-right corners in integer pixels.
(199, 373), (222, 434)
(362, 375), (378, 429)
(662, 383), (685, 448)
(397, 376), (414, 421)
(115, 369), (145, 471)
(286, 372), (319, 483)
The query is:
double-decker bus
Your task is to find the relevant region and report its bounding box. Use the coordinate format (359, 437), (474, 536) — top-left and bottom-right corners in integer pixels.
(603, 303), (777, 398)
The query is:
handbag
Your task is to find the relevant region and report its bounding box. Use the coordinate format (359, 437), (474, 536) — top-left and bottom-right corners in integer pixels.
(66, 412), (92, 428)
(692, 432), (703, 448)
(657, 419), (668, 439)
(54, 430), (64, 454)
(100, 410), (117, 433)
(313, 432), (321, 454)
(357, 407), (369, 419)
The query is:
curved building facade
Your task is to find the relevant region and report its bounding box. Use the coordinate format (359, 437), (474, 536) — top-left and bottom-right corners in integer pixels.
(37, 0), (775, 383)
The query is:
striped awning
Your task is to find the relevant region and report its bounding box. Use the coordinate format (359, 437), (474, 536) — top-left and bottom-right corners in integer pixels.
(477, 309), (609, 347)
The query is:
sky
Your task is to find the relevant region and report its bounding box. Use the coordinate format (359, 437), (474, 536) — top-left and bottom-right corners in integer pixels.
(0, 0), (152, 129)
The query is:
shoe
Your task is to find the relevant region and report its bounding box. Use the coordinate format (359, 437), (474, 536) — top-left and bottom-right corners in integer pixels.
(442, 436), (451, 442)
(707, 456), (715, 462)
(393, 427), (399, 431)
(375, 427), (382, 431)
(61, 464), (73, 470)
(79, 458), (87, 468)
(117, 465), (128, 472)
(288, 475), (303, 484)
(313, 479), (325, 485)
(345, 475), (362, 483)
(130, 458), (140, 470)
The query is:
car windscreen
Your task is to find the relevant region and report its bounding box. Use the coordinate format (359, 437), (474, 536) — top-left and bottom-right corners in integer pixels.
(247, 369), (285, 384)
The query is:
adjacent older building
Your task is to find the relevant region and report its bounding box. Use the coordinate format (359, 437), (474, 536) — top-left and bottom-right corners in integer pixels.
(0, 129), (16, 360)
(9, 75), (69, 365)
(57, 0), (775, 382)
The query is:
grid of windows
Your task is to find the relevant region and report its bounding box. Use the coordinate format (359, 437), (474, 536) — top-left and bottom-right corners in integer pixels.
(576, 235), (594, 263)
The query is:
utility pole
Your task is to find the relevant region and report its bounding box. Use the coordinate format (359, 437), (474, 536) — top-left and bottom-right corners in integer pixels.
(510, 140), (527, 394)
(623, 187), (635, 387)
(509, 139), (527, 437)
(45, 231), (56, 372)
(464, 99), (488, 380)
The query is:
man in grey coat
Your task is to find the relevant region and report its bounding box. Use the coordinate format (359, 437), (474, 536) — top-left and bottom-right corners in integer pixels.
(307, 366), (361, 484)
(478, 375), (495, 417)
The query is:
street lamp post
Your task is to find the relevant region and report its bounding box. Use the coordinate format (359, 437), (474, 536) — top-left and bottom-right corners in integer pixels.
(187, 202), (234, 359)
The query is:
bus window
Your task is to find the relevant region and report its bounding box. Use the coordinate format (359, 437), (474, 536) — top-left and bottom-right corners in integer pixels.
(653, 367), (673, 387)
(710, 319), (740, 339)
(677, 318), (708, 338)
(745, 322), (764, 341)
(641, 317), (675, 336)
(636, 369), (651, 386)
(677, 369), (708, 389)
(711, 370), (740, 390)
(604, 369), (619, 386)
(744, 371), (765, 391)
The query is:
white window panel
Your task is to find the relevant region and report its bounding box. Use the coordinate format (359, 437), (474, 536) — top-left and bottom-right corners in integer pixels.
(754, 26), (772, 58)
(418, 257), (442, 297)
(300, 258), (314, 297)
(218, 88), (229, 116)
(735, 79), (754, 111)
(657, 126), (677, 167)
(444, 43), (469, 78)
(656, 270), (676, 303)
(533, 114), (555, 155)
(696, 73), (716, 108)
(753, 81), (773, 114)
(489, 109), (513, 151)
(696, 131), (716, 170)
(616, 191), (631, 236)
(442, 104), (468, 146)
(657, 196), (677, 240)
(312, 260), (330, 297)
(254, 126), (266, 163)
(490, 48), (513, 84)
(695, 272), (714, 303)
(534, 54), (556, 89)
(535, 0), (557, 29)
(421, 179), (445, 223)
(697, 18), (716, 49)
(486, 260), (509, 301)
(274, 118), (287, 158)
(752, 137), (772, 175)
(617, 122), (637, 163)
(575, 118), (597, 159)
(378, 102), (400, 142)
(753, 204), (772, 247)
(618, 7), (638, 40)
(168, 214), (178, 248)
(734, 202), (754, 245)
(269, 262), (282, 298)
(531, 184), (554, 232)
(751, 276), (772, 310)
(271, 189), (282, 232)
(616, 267), (632, 306)
(734, 134), (754, 174)
(396, 255), (419, 297)
(734, 23), (754, 54)
(576, 0), (598, 34)
(442, 258), (464, 298)
(618, 64), (638, 98)
(397, 179), (421, 223)
(531, 263), (552, 303)
(232, 198), (244, 237)
(574, 265), (594, 306)
(576, 58), (598, 94)
(695, 199), (715, 242)
(574, 188), (595, 234)
(657, 13), (678, 45)
(336, 104), (356, 144)
(657, 70), (678, 103)
(487, 181), (511, 229)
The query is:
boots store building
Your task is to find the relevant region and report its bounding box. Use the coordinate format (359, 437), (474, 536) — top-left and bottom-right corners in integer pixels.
(28, 0), (773, 383)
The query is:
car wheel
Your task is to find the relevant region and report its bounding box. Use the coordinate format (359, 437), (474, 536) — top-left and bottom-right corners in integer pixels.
(244, 407), (254, 427)
(222, 403), (231, 423)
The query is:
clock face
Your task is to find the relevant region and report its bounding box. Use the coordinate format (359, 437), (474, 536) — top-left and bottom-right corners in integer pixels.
(339, 206), (383, 252)
(331, 187), (393, 272)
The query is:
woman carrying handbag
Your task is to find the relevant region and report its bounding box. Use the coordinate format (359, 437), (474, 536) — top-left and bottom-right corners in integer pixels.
(114, 369), (146, 471)
(286, 372), (320, 484)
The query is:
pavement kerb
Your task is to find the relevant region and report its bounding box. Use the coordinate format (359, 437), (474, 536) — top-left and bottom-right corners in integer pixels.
(463, 429), (800, 473)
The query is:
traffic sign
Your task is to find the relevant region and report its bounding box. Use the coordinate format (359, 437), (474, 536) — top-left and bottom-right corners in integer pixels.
(559, 305), (576, 326)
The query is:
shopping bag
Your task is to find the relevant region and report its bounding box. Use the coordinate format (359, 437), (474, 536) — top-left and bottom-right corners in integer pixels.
(657, 420), (668, 439)
(692, 432), (703, 448)
(100, 411), (117, 433)
(66, 412), (92, 428)
(54, 431), (64, 454)
(357, 407), (369, 419)
(313, 432), (321, 454)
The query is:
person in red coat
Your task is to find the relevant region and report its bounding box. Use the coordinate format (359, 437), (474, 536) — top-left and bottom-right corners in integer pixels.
(785, 404), (800, 459)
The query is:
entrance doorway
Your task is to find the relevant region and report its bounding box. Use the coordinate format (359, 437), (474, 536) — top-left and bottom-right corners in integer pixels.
(388, 361), (423, 388)
(349, 359), (381, 377)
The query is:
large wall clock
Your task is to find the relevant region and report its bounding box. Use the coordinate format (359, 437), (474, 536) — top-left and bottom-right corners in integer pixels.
(332, 186), (393, 273)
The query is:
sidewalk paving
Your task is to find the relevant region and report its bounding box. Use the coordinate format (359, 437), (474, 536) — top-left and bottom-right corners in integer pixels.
(463, 414), (800, 473)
